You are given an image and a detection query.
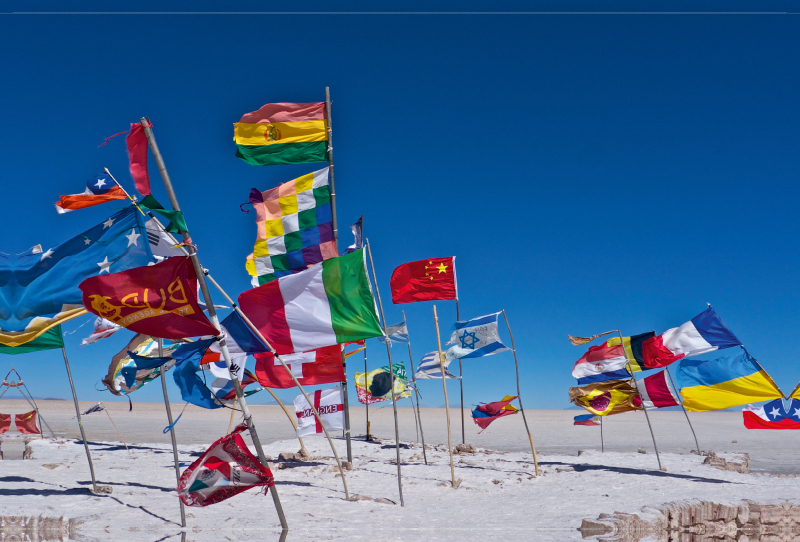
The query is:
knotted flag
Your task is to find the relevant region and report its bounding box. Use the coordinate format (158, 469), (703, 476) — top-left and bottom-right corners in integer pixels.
(55, 174), (128, 214)
(178, 424), (275, 507)
(472, 395), (518, 432)
(445, 312), (510, 361)
(79, 256), (219, 340)
(390, 257), (457, 304)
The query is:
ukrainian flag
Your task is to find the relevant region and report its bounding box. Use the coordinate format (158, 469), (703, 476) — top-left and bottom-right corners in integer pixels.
(677, 347), (783, 412)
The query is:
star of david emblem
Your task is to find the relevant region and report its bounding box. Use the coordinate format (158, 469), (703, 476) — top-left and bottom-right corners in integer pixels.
(459, 330), (479, 350)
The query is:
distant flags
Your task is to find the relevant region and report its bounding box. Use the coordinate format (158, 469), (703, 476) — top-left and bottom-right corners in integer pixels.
(390, 257), (457, 304)
(471, 395), (519, 432)
(177, 425), (275, 507)
(743, 399), (800, 430)
(445, 312), (509, 361)
(79, 256), (219, 340)
(642, 306), (741, 369)
(294, 387), (345, 437)
(343, 216), (362, 255)
(573, 414), (600, 426)
(254, 345), (344, 389)
(244, 167), (335, 285)
(234, 102), (329, 166)
(415, 351), (458, 380)
(568, 380), (642, 416)
(634, 370), (680, 409)
(676, 347), (782, 412)
(0, 206), (152, 347)
(55, 174), (127, 214)
(239, 250), (384, 355)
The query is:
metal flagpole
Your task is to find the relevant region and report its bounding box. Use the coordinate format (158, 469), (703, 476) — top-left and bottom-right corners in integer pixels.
(364, 344), (370, 441)
(10, 373), (55, 438)
(365, 240), (405, 506)
(456, 299), (465, 445)
(617, 329), (662, 470)
(433, 305), (456, 487)
(403, 310), (428, 465)
(325, 87), (354, 465)
(202, 272), (351, 500)
(501, 310), (539, 476)
(61, 347), (99, 494)
(140, 119), (289, 529)
(158, 338), (187, 528)
(600, 416), (604, 452)
(666, 366), (700, 452)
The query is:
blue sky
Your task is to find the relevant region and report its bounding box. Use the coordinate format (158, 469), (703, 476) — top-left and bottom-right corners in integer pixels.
(0, 2), (798, 414)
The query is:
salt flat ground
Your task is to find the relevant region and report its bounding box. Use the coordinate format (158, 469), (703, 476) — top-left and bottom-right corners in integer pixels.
(1, 400), (799, 541)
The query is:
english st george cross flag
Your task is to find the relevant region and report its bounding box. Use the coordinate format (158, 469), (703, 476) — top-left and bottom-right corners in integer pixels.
(390, 257), (457, 304)
(294, 386), (345, 437)
(254, 345), (344, 388)
(178, 424), (275, 507)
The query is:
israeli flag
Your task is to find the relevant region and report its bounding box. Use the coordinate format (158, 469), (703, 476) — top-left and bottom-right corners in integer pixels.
(445, 312), (510, 361)
(415, 351), (459, 380)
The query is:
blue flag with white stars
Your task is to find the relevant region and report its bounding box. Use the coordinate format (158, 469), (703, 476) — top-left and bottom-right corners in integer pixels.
(445, 312), (510, 361)
(0, 206), (153, 345)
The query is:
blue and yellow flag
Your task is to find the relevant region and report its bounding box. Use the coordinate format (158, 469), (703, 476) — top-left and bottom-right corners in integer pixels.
(677, 347), (783, 412)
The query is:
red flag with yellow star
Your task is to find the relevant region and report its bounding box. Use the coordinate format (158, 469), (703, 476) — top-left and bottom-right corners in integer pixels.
(390, 257), (457, 304)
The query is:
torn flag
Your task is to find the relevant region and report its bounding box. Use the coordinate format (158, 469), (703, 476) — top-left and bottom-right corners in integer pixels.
(81, 317), (121, 346)
(569, 379), (642, 416)
(126, 122), (150, 196)
(642, 306), (741, 369)
(414, 351), (459, 380)
(472, 395), (518, 432)
(294, 386), (345, 437)
(178, 424), (274, 507)
(743, 399), (800, 430)
(634, 370), (681, 409)
(55, 174), (128, 214)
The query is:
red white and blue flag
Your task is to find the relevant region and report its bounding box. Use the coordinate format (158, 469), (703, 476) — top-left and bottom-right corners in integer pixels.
(55, 174), (128, 214)
(177, 424), (274, 507)
(471, 395), (519, 432)
(573, 414), (600, 426)
(742, 399), (800, 430)
(642, 306), (741, 369)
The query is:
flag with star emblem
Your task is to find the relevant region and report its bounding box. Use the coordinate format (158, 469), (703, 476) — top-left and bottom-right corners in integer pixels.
(253, 345), (344, 389)
(55, 174), (128, 214)
(743, 399), (800, 430)
(0, 206), (152, 346)
(79, 256), (219, 339)
(444, 312), (510, 361)
(390, 257), (457, 304)
(244, 167), (336, 285)
(178, 424), (275, 507)
(569, 379), (643, 416)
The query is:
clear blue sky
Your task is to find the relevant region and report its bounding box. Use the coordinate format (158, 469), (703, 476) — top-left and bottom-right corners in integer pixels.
(0, 2), (798, 413)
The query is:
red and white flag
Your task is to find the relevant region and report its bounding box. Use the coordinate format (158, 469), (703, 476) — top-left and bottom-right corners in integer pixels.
(294, 386), (344, 437)
(55, 174), (128, 214)
(81, 317), (122, 346)
(634, 370), (681, 409)
(254, 345), (344, 389)
(177, 424), (274, 507)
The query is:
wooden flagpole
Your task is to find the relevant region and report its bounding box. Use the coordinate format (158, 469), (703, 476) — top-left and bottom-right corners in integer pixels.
(365, 240), (405, 506)
(61, 347), (99, 494)
(364, 343), (370, 440)
(433, 305), (456, 487)
(157, 339), (186, 528)
(226, 399), (237, 434)
(103, 407), (129, 453)
(140, 119), (289, 529)
(617, 329), (662, 470)
(600, 416), (604, 452)
(324, 87), (354, 465)
(501, 310), (539, 476)
(456, 299), (465, 445)
(403, 310), (428, 465)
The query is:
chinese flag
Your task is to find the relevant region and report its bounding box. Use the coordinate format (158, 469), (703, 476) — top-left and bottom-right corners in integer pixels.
(390, 257), (457, 304)
(79, 256), (219, 339)
(15, 410), (41, 435)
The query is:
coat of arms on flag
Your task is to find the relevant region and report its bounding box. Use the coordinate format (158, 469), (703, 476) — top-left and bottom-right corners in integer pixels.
(354, 364), (411, 405)
(178, 424), (274, 507)
(294, 386), (345, 437)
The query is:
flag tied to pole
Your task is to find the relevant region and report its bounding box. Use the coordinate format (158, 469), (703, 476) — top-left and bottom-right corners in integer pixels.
(389, 257), (457, 304)
(55, 174), (128, 214)
(377, 321), (409, 346)
(80, 256), (219, 340)
(294, 386), (345, 437)
(177, 424), (275, 507)
(445, 312), (509, 361)
(415, 351), (459, 380)
(471, 395), (518, 432)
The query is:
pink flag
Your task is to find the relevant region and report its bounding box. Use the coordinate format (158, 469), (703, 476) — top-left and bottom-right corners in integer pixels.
(634, 370), (681, 409)
(126, 123), (151, 196)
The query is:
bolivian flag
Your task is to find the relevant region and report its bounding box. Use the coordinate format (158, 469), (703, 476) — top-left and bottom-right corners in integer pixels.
(234, 102), (328, 166)
(676, 347), (783, 412)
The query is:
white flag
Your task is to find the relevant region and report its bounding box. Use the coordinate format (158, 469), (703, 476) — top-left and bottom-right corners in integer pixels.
(294, 386), (344, 437)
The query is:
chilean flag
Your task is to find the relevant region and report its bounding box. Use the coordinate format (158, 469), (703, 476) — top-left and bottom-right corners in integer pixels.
(642, 306), (741, 369)
(55, 174), (128, 214)
(743, 399), (800, 430)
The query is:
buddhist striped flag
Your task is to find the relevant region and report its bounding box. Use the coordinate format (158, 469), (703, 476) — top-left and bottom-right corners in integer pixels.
(238, 249), (384, 355)
(234, 102), (328, 166)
